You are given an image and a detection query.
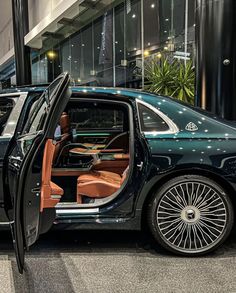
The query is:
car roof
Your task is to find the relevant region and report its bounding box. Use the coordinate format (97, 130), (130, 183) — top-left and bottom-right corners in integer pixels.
(2, 85), (236, 137)
(0, 86), (145, 101)
(0, 85), (192, 114)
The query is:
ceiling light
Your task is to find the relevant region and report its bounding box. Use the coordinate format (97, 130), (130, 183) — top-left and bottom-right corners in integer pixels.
(47, 51), (57, 59)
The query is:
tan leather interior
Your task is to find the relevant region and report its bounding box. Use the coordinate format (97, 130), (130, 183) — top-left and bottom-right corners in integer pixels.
(41, 139), (64, 212)
(79, 171), (122, 183)
(48, 111), (130, 205)
(113, 154), (129, 160)
(93, 158), (129, 175)
(70, 148), (101, 155)
(52, 168), (88, 177)
(77, 168), (129, 203)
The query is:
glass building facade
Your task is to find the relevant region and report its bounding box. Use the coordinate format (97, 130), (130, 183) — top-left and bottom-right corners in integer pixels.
(31, 0), (196, 89)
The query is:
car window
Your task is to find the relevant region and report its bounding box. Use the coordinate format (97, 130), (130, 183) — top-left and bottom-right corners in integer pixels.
(138, 103), (169, 132)
(22, 76), (66, 135)
(27, 100), (48, 133)
(0, 98), (15, 135)
(69, 104), (124, 131)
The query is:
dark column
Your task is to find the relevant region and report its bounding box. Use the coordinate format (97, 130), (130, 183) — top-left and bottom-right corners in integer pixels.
(12, 0), (32, 86)
(195, 0), (236, 120)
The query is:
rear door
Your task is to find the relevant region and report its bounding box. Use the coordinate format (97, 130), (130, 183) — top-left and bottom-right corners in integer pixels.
(3, 73), (71, 273)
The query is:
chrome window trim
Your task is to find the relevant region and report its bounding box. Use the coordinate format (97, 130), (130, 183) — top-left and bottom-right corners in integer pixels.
(0, 221), (13, 225)
(136, 99), (179, 135)
(0, 92), (25, 98)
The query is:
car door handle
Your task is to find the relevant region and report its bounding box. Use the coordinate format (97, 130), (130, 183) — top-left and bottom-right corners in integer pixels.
(137, 161), (143, 170)
(31, 187), (41, 197)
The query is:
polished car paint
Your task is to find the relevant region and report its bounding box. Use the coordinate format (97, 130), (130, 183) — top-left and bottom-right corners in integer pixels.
(1, 86), (236, 232)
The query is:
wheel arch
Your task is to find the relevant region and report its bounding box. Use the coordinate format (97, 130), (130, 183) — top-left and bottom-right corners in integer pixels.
(138, 167), (236, 229)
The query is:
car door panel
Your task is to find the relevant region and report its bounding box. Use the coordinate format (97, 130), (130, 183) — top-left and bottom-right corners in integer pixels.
(4, 73), (71, 273)
(0, 93), (29, 222)
(6, 133), (43, 273)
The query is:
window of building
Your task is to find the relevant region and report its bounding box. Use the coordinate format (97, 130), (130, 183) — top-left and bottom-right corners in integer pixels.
(29, 0), (196, 101)
(138, 103), (169, 132)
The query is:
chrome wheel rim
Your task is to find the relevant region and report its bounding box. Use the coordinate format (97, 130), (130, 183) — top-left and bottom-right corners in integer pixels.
(157, 182), (227, 252)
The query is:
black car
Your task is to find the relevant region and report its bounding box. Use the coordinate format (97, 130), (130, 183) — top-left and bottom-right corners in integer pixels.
(1, 73), (236, 273)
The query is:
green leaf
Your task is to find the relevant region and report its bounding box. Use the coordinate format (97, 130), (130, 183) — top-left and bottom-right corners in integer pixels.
(145, 56), (195, 105)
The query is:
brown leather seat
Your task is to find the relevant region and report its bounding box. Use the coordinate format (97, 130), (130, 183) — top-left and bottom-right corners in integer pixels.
(77, 168), (128, 204)
(50, 181), (64, 196)
(79, 171), (121, 183)
(41, 139), (64, 211)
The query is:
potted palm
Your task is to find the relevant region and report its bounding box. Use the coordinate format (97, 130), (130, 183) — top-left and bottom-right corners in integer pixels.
(145, 56), (195, 105)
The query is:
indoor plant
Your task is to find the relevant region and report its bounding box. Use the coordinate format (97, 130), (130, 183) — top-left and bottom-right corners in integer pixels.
(145, 56), (195, 105)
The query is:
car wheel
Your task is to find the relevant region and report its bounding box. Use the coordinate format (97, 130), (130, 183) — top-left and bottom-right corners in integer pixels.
(147, 175), (234, 256)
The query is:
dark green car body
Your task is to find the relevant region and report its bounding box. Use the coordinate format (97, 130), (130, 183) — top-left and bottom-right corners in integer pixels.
(0, 86), (236, 232)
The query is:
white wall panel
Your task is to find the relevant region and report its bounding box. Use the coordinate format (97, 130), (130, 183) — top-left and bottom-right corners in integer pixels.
(0, 0), (14, 60)
(28, 0), (64, 30)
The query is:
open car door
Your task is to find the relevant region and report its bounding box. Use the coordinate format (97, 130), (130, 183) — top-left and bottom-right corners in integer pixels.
(3, 73), (71, 273)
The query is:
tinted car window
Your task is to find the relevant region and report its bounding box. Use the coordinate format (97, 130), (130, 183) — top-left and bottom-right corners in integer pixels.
(69, 104), (124, 131)
(28, 100), (48, 133)
(23, 76), (66, 134)
(138, 103), (169, 132)
(0, 99), (14, 135)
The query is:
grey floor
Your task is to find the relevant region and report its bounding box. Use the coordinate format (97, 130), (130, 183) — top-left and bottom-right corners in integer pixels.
(0, 228), (236, 293)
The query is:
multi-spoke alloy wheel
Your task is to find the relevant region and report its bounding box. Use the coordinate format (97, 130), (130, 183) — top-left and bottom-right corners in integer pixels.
(147, 175), (234, 255)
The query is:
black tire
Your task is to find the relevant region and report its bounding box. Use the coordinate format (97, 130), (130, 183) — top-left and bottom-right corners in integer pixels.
(147, 175), (234, 256)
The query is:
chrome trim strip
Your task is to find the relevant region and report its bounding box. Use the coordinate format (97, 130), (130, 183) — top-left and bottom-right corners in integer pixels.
(136, 99), (179, 135)
(51, 195), (62, 199)
(56, 208), (99, 215)
(0, 221), (13, 225)
(0, 92), (27, 97)
(219, 156), (236, 169)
